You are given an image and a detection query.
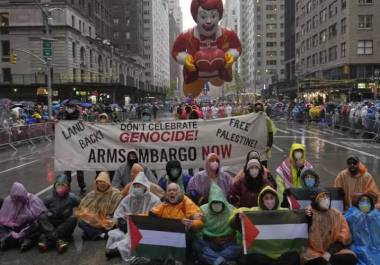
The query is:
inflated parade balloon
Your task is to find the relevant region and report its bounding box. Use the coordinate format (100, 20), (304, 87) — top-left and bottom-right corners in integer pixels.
(172, 0), (242, 98)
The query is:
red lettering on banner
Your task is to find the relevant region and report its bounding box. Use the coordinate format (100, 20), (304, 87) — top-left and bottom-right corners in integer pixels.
(119, 130), (199, 143)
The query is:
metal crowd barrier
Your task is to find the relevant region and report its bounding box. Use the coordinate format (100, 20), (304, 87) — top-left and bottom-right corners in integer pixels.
(0, 122), (55, 151)
(329, 113), (380, 141)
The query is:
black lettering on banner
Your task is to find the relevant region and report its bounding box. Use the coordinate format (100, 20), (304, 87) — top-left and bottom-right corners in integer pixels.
(107, 149), (117, 163)
(98, 149), (105, 163)
(62, 121), (85, 140)
(118, 149), (126, 163)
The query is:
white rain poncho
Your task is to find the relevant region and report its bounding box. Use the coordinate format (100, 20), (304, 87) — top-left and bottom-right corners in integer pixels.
(106, 172), (160, 261)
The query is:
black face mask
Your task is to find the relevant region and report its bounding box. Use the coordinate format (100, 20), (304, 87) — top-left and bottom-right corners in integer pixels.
(128, 158), (138, 167)
(255, 107), (263, 112)
(349, 166), (358, 174)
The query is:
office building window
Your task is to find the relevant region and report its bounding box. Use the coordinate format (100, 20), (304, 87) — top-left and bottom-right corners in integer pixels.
(358, 0), (373, 4)
(341, 42), (346, 57)
(329, 46), (338, 61)
(358, 15), (373, 29)
(357, 40), (373, 55)
(341, 18), (346, 34)
(1, 40), (10, 62)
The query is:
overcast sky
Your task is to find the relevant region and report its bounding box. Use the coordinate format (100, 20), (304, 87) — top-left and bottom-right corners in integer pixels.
(180, 0), (196, 30)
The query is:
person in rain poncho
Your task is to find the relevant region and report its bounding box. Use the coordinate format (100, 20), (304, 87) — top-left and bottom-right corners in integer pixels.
(121, 164), (165, 199)
(150, 183), (203, 231)
(229, 186), (299, 265)
(158, 160), (192, 193)
(38, 175), (80, 253)
(228, 159), (275, 208)
(344, 193), (380, 265)
(76, 172), (122, 240)
(113, 149), (157, 190)
(276, 143), (313, 203)
(193, 183), (242, 265)
(105, 172), (161, 260)
(254, 102), (277, 167)
(0, 182), (48, 251)
(335, 156), (380, 210)
(304, 189), (357, 265)
(187, 153), (233, 205)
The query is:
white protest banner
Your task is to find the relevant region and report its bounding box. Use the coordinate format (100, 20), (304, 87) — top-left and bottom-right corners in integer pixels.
(54, 112), (268, 171)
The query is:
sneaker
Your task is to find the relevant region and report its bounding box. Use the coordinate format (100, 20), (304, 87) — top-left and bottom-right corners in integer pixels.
(56, 240), (68, 254)
(80, 187), (87, 195)
(38, 241), (48, 253)
(105, 248), (121, 259)
(20, 239), (33, 252)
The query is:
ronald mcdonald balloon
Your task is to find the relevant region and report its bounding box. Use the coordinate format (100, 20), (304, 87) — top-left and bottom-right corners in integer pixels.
(172, 0), (242, 98)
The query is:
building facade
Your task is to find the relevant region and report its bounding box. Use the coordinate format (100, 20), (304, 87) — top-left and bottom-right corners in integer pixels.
(239, 0), (286, 95)
(295, 0), (380, 101)
(142, 0), (170, 94)
(0, 0), (148, 103)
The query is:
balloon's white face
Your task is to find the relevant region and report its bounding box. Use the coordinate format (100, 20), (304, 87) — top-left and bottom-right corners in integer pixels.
(196, 7), (220, 37)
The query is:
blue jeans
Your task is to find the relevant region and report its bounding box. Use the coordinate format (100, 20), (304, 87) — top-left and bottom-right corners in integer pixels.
(193, 238), (242, 265)
(78, 221), (104, 240)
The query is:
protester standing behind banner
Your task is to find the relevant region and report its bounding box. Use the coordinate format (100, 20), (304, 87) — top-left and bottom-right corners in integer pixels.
(59, 103), (86, 194)
(113, 149), (157, 190)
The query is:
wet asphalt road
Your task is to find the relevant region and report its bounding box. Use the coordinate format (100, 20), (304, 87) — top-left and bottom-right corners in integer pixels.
(0, 114), (380, 264)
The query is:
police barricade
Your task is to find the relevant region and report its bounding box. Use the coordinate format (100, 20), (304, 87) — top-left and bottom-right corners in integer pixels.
(9, 125), (29, 143)
(28, 123), (46, 140)
(44, 122), (55, 137)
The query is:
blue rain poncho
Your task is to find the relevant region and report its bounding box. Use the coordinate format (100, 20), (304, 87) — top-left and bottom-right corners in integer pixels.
(344, 207), (380, 265)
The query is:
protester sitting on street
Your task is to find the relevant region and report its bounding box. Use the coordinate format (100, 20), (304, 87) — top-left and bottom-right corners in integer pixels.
(228, 159), (275, 208)
(335, 156), (380, 210)
(158, 160), (192, 193)
(121, 166), (165, 199)
(187, 153), (233, 205)
(304, 189), (357, 265)
(106, 172), (161, 260)
(193, 183), (242, 265)
(0, 182), (48, 252)
(276, 143), (313, 203)
(37, 175), (80, 253)
(150, 183), (203, 231)
(59, 103), (87, 194)
(76, 172), (122, 240)
(300, 168), (320, 189)
(254, 102), (276, 167)
(113, 149), (157, 190)
(344, 193), (380, 265)
(230, 186), (299, 265)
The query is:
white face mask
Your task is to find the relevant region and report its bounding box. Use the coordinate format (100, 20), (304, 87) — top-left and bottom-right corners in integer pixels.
(318, 198), (330, 210)
(294, 151), (303, 160)
(66, 108), (75, 114)
(209, 161), (219, 171)
(249, 168), (260, 178)
(197, 7), (220, 37)
(133, 187), (145, 197)
(211, 202), (223, 213)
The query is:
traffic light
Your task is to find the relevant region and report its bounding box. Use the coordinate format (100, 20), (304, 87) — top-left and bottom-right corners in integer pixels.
(10, 53), (17, 64)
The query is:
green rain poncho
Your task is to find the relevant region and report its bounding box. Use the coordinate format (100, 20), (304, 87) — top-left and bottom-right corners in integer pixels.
(200, 182), (236, 238)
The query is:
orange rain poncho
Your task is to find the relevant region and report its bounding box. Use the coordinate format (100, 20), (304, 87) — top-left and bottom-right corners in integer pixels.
(150, 195), (203, 231)
(75, 172), (122, 230)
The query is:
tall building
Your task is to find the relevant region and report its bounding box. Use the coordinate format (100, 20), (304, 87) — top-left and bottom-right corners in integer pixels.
(295, 0), (380, 101)
(239, 0), (255, 92)
(0, 0), (146, 102)
(142, 0), (170, 93)
(168, 0), (183, 32)
(240, 0), (286, 94)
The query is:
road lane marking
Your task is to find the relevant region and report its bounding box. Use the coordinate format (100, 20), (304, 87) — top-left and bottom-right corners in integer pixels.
(0, 159), (39, 174)
(336, 138), (373, 141)
(286, 128), (304, 134)
(272, 144), (284, 152)
(275, 136), (316, 139)
(35, 185), (53, 196)
(300, 129), (320, 136)
(323, 128), (345, 136)
(310, 128), (333, 136)
(276, 128), (290, 134)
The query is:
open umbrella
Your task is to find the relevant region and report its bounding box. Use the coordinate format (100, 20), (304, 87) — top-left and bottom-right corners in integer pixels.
(80, 102), (93, 108)
(62, 99), (81, 106)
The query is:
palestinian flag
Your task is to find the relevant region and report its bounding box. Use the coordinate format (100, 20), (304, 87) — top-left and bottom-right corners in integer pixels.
(286, 187), (345, 212)
(128, 215), (186, 262)
(242, 210), (308, 258)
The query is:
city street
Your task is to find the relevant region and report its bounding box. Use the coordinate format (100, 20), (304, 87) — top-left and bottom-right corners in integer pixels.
(0, 116), (379, 264)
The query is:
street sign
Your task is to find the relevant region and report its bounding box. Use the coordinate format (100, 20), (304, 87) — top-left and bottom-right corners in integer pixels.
(43, 39), (52, 58)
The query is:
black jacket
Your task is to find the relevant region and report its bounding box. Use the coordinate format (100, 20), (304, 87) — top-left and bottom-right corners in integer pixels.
(43, 192), (80, 225)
